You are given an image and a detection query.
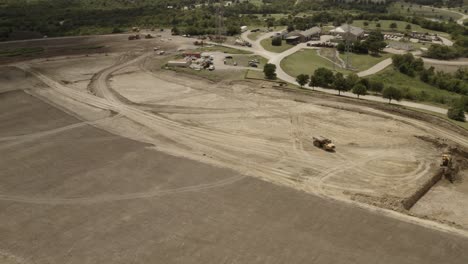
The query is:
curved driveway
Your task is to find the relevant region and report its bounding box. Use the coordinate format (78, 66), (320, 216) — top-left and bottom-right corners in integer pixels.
(224, 30), (468, 115)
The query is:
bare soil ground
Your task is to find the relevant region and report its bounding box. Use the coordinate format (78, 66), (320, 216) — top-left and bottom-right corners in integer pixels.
(412, 170), (468, 227)
(1, 91), (468, 264)
(1, 34), (468, 263)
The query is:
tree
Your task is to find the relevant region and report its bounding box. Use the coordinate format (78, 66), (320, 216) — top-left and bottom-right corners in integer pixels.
(346, 73), (360, 89)
(337, 42), (345, 53)
(367, 40), (386, 55)
(369, 80), (384, 92)
(363, 21), (369, 27)
(382, 86), (403, 103)
(171, 27), (180, 35)
(352, 83), (367, 98)
(271, 36), (282, 46)
(405, 24), (412, 31)
(447, 105), (466, 121)
(332, 72), (349, 95)
(310, 67), (335, 88)
(390, 22), (398, 30)
(376, 23), (381, 28)
(287, 24), (295, 32)
(263, 63), (277, 80)
(296, 74), (310, 88)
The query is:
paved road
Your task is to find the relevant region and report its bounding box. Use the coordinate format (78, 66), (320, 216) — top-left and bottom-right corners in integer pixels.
(224, 31), (456, 115)
(424, 5), (468, 26)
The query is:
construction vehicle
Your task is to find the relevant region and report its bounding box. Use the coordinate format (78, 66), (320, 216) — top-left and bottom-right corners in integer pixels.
(128, 34), (140, 40)
(194, 40), (204, 46)
(313, 136), (335, 152)
(132, 27), (140, 32)
(440, 153), (454, 183)
(144, 34), (154, 39)
(441, 154), (452, 167)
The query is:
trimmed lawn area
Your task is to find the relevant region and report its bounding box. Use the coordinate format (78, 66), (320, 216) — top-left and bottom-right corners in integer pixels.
(351, 20), (449, 37)
(260, 38), (294, 53)
(281, 49), (390, 77)
(281, 49), (351, 77)
(339, 52), (392, 72)
(369, 68), (462, 107)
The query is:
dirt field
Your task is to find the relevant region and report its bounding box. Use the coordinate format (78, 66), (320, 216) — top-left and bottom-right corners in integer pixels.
(6, 41), (468, 212)
(412, 170), (468, 227)
(1, 91), (468, 264)
(1, 34), (468, 262)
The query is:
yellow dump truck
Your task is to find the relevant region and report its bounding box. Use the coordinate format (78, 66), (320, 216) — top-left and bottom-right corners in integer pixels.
(313, 136), (335, 152)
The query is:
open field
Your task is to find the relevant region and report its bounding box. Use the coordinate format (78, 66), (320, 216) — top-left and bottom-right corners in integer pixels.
(18, 50), (461, 209)
(260, 38), (294, 53)
(281, 49), (351, 77)
(247, 31), (263, 41)
(1, 33), (468, 263)
(369, 68), (462, 106)
(351, 20), (450, 37)
(339, 52), (392, 72)
(2, 92), (467, 263)
(389, 2), (463, 21)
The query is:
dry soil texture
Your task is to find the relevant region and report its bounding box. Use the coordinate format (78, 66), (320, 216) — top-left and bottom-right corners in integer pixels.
(1, 35), (468, 263)
(0, 91), (468, 264)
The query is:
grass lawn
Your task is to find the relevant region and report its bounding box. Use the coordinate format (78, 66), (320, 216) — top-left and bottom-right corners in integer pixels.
(351, 20), (449, 37)
(339, 52), (392, 72)
(281, 49), (351, 77)
(198, 45), (252, 54)
(260, 38), (294, 53)
(369, 68), (462, 107)
(247, 31), (263, 41)
(388, 2), (463, 21)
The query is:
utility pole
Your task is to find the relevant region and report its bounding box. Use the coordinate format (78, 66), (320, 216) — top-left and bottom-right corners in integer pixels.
(216, 1), (225, 43)
(345, 23), (351, 69)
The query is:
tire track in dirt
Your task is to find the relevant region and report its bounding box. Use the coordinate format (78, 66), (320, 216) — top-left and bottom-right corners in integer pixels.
(0, 175), (247, 205)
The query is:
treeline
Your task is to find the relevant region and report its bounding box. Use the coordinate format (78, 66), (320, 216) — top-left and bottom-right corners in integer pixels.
(392, 53), (468, 95)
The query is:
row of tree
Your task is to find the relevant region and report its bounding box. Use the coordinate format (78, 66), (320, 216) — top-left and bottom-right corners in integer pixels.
(295, 67), (402, 103)
(392, 53), (468, 95)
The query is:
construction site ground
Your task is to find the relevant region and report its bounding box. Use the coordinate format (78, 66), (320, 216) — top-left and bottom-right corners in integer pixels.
(1, 33), (468, 263)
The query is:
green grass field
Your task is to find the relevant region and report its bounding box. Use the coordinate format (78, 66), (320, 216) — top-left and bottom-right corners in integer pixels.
(281, 48), (390, 77)
(351, 20), (449, 37)
(260, 38), (294, 53)
(369, 68), (462, 107)
(388, 2), (463, 21)
(339, 52), (391, 72)
(281, 49), (351, 77)
(247, 31), (263, 41)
